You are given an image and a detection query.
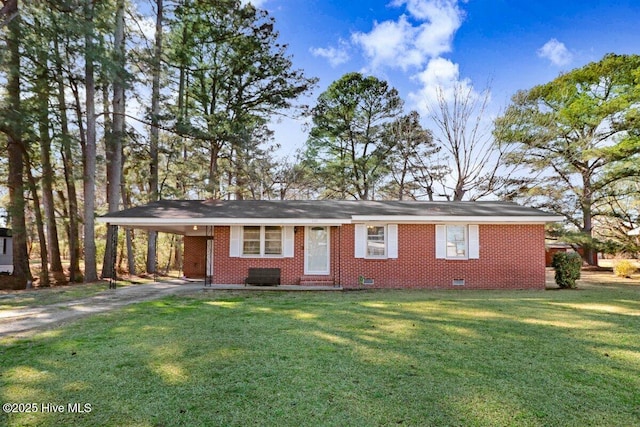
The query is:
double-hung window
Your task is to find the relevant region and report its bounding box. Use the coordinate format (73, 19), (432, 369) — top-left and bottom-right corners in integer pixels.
(436, 224), (479, 260)
(367, 226), (386, 257)
(264, 226), (283, 255)
(446, 225), (467, 258)
(242, 226), (283, 256)
(355, 224), (398, 259)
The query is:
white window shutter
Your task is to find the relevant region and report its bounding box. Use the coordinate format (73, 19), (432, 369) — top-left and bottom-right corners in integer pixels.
(435, 225), (446, 259)
(229, 226), (242, 257)
(354, 224), (366, 258)
(283, 226), (295, 257)
(468, 224), (480, 259)
(387, 224), (398, 259)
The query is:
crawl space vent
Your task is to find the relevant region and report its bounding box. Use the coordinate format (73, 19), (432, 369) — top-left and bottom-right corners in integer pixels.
(452, 279), (465, 286)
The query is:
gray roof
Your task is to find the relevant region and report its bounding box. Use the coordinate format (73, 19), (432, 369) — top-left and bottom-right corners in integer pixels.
(101, 200), (560, 221)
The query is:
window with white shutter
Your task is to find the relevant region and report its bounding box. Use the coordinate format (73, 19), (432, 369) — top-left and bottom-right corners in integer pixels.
(435, 224), (480, 260)
(230, 226), (290, 257)
(355, 223), (398, 259)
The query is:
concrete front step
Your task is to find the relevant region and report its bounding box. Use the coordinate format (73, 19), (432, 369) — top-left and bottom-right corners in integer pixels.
(299, 281), (336, 286)
(299, 276), (335, 287)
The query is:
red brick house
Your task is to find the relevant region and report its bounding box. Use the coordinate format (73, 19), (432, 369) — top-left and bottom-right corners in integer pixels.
(100, 200), (562, 290)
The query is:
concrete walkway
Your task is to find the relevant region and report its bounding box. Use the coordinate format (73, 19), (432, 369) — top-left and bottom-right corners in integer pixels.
(0, 279), (203, 338)
(203, 284), (342, 291)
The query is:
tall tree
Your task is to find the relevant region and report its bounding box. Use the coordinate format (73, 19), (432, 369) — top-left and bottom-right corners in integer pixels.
(146, 0), (162, 274)
(1, 0), (30, 281)
(24, 150), (49, 286)
(306, 72), (403, 200)
(102, 0), (126, 278)
(494, 53), (640, 265)
(428, 83), (510, 201)
(382, 111), (440, 200)
(83, 0), (98, 282)
(53, 31), (82, 282)
(167, 0), (316, 197)
(31, 14), (64, 279)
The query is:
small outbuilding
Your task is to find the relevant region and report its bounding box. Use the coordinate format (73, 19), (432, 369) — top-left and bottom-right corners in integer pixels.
(545, 242), (584, 267)
(0, 228), (13, 274)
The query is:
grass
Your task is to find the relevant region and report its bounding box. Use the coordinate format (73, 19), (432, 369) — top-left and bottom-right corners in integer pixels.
(1, 275), (639, 426)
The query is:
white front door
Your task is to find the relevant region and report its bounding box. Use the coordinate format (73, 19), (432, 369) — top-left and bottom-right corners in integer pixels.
(305, 226), (330, 275)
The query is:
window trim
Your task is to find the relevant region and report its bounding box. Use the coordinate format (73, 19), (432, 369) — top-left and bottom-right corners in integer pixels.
(445, 224), (468, 260)
(435, 224), (480, 260)
(366, 225), (387, 258)
(241, 225), (284, 257)
(355, 223), (398, 259)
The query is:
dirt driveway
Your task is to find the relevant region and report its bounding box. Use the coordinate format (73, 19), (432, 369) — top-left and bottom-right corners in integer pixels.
(0, 279), (203, 338)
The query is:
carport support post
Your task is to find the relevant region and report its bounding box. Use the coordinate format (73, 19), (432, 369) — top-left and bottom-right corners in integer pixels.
(204, 226), (213, 286)
(108, 225), (118, 289)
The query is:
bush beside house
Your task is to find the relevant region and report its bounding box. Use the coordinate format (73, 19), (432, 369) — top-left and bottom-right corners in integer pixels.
(551, 252), (582, 288)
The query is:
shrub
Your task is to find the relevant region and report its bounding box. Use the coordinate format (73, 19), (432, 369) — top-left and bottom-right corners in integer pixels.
(551, 252), (582, 289)
(613, 260), (637, 278)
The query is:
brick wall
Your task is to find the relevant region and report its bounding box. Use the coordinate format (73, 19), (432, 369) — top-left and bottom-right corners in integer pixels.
(183, 223), (547, 289)
(337, 224), (546, 289)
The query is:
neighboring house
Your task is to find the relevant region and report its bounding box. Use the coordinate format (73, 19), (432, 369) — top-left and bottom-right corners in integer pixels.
(0, 228), (13, 274)
(100, 200), (563, 290)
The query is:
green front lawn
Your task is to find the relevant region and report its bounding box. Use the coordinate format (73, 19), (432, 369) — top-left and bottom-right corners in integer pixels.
(1, 278), (639, 426)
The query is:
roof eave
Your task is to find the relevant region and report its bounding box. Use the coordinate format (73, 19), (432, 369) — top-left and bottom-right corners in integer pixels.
(350, 215), (565, 224)
(98, 214), (565, 227)
(97, 217), (350, 226)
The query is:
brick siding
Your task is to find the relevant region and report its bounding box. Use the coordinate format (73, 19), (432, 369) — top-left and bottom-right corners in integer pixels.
(183, 223), (546, 289)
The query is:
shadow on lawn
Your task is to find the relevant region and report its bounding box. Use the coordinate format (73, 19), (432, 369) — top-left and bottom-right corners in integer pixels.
(1, 286), (639, 426)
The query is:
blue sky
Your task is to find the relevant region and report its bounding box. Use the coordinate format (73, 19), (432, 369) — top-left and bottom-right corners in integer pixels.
(247, 0), (640, 157)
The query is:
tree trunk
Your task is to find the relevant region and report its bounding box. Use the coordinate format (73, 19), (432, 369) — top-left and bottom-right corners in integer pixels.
(25, 154), (50, 287)
(126, 229), (135, 275)
(54, 36), (81, 282)
(123, 186), (136, 276)
(83, 0), (98, 282)
(5, 0), (30, 281)
(102, 0), (125, 278)
(174, 236), (183, 272)
(35, 31), (64, 276)
(581, 175), (598, 266)
(147, 0), (163, 274)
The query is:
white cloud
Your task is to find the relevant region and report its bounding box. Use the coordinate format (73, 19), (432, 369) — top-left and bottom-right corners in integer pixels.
(348, 0), (472, 114)
(397, 0), (464, 57)
(352, 15), (421, 71)
(409, 57), (475, 113)
(352, 0), (463, 71)
(310, 42), (351, 68)
(537, 38), (573, 66)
